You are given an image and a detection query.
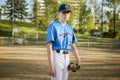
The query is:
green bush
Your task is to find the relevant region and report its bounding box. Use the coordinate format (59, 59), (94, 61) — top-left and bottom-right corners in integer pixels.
(116, 30), (120, 40)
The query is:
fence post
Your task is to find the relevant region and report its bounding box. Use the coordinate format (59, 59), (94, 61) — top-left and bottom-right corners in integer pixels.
(88, 36), (90, 47)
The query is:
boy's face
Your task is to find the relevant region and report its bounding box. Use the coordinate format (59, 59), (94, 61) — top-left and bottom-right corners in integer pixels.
(59, 10), (70, 21)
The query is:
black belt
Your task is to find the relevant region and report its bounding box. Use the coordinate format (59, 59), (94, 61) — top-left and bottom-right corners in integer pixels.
(56, 50), (68, 54)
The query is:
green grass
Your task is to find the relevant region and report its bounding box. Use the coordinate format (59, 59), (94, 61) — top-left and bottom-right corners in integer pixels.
(0, 20), (118, 48)
(0, 20), (115, 40)
(0, 20), (47, 42)
(0, 20), (12, 37)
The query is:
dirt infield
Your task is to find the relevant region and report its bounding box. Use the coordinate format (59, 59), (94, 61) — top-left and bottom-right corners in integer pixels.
(0, 45), (120, 80)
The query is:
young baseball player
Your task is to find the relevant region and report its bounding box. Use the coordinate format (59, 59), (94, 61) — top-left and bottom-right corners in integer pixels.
(46, 3), (81, 80)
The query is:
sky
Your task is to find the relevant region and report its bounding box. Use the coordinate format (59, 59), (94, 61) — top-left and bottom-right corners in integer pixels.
(0, 0), (6, 6)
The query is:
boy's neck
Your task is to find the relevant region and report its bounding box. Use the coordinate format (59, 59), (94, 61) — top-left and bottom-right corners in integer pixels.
(58, 19), (66, 26)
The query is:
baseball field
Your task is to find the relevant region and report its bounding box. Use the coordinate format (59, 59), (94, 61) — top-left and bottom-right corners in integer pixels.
(0, 45), (120, 80)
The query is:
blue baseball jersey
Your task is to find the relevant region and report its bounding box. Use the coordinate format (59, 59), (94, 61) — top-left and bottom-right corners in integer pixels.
(46, 20), (77, 50)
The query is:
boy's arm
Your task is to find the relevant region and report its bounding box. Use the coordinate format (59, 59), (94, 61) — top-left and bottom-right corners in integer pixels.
(47, 42), (55, 77)
(71, 44), (81, 65)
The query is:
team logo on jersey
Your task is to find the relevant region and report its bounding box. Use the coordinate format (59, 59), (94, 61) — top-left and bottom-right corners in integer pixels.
(59, 33), (72, 38)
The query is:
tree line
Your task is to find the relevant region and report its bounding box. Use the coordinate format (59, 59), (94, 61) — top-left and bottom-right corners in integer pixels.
(0, 0), (120, 39)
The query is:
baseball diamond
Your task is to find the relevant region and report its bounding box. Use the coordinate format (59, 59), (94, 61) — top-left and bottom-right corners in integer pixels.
(0, 45), (120, 80)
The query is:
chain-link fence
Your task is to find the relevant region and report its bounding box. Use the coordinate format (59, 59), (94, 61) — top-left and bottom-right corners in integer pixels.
(0, 36), (120, 48)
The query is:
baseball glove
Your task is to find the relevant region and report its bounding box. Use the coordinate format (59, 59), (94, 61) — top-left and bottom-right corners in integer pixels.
(68, 62), (80, 72)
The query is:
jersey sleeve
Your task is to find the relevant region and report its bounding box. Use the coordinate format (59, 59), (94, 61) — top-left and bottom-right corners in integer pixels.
(46, 25), (55, 43)
(72, 32), (77, 44)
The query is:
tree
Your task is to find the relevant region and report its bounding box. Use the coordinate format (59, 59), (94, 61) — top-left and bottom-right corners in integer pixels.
(32, 0), (58, 27)
(33, 0), (39, 42)
(4, 0), (28, 21)
(0, 5), (7, 20)
(0, 6), (1, 19)
(15, 0), (28, 21)
(78, 1), (93, 34)
(33, 0), (39, 24)
(104, 0), (120, 37)
(44, 0), (58, 24)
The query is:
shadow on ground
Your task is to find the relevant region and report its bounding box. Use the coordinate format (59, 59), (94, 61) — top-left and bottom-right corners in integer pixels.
(0, 46), (120, 80)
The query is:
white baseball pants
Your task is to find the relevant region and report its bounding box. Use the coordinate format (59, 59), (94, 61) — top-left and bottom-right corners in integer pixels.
(51, 50), (70, 80)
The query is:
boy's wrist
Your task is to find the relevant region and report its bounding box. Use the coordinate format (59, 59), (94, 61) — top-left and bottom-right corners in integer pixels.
(76, 60), (81, 65)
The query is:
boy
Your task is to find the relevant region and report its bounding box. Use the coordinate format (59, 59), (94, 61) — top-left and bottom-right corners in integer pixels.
(46, 3), (81, 80)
